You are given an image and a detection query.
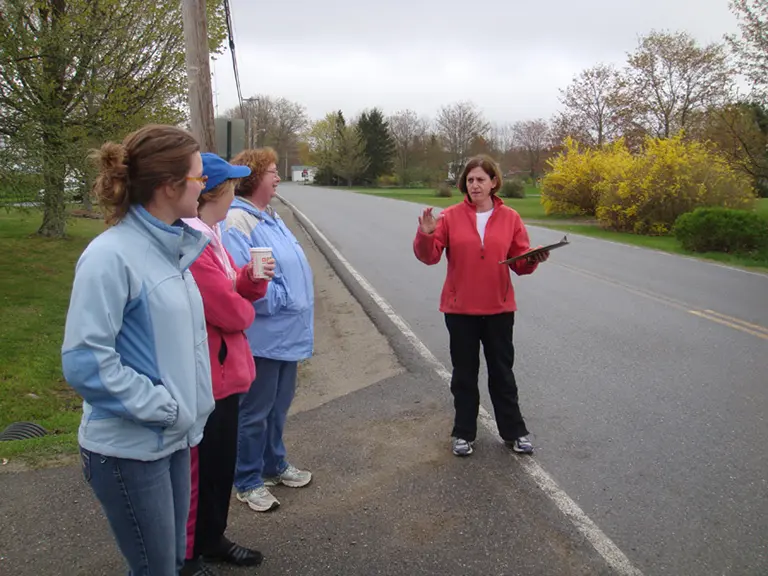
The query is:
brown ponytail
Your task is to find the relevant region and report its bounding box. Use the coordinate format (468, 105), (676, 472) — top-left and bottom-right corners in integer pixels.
(90, 125), (200, 225)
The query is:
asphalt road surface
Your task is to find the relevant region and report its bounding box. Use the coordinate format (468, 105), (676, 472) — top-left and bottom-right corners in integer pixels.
(278, 183), (768, 576)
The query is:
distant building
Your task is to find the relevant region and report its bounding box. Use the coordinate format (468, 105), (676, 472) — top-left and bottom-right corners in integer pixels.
(291, 165), (316, 183)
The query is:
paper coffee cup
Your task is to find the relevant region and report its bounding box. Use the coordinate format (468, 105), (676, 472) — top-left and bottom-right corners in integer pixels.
(249, 247), (272, 279)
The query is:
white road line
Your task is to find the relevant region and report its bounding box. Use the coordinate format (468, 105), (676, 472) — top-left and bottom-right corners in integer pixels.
(279, 195), (645, 576)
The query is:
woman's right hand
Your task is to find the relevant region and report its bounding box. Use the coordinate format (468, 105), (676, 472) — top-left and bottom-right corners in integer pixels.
(261, 257), (276, 280)
(418, 207), (439, 235)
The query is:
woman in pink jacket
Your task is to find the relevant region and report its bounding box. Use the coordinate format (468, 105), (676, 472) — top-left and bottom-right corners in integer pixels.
(181, 154), (275, 576)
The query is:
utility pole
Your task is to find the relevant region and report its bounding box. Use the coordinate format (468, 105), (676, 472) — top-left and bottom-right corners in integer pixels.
(182, 0), (217, 153)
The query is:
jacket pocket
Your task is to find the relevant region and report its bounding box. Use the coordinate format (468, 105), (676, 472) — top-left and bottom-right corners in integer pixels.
(501, 272), (512, 303)
(160, 378), (193, 434)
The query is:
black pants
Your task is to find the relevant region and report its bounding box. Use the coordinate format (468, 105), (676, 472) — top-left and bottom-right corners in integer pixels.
(190, 393), (240, 559)
(445, 312), (529, 442)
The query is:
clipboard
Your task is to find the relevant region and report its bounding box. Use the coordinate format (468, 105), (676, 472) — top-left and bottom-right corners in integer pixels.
(498, 235), (570, 265)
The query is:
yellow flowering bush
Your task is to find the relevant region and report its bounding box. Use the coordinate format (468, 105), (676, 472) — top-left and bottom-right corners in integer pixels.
(543, 133), (757, 235)
(541, 138), (632, 216)
(597, 135), (756, 234)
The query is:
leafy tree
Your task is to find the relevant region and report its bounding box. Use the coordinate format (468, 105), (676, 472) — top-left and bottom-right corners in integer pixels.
(333, 125), (369, 187)
(307, 112), (343, 185)
(0, 0), (227, 237)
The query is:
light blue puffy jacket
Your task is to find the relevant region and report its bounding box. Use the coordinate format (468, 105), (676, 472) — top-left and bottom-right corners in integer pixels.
(221, 197), (314, 362)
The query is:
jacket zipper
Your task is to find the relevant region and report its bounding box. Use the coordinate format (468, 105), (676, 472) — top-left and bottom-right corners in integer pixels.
(181, 270), (199, 443)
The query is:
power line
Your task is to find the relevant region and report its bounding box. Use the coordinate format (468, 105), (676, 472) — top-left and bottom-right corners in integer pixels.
(224, 0), (244, 118)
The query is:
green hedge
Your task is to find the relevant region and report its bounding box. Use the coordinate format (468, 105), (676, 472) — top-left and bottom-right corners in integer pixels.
(673, 207), (768, 253)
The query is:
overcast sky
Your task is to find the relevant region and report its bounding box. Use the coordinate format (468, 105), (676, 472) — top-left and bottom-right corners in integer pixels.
(211, 0), (741, 124)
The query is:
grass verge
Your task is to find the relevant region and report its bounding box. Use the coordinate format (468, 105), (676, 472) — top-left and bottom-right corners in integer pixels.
(0, 209), (104, 466)
(351, 187), (552, 220)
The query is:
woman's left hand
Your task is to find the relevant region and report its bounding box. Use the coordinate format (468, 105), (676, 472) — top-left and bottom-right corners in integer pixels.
(526, 247), (550, 264)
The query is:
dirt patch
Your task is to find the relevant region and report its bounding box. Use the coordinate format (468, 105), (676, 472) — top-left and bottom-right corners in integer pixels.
(278, 204), (404, 416)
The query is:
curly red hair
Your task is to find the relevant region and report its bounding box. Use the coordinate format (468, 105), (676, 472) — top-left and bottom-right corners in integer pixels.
(231, 147), (278, 197)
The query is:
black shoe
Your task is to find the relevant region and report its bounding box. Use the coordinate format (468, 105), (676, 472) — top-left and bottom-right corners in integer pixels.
(180, 558), (219, 576)
(202, 536), (264, 567)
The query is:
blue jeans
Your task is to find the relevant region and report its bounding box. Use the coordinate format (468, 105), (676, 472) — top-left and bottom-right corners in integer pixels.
(80, 446), (190, 576)
(234, 358), (297, 492)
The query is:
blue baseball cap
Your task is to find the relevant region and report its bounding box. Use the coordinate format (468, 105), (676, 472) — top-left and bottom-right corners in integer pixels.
(201, 153), (251, 193)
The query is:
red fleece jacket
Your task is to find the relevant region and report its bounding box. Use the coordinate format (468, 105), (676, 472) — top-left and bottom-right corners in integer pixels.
(413, 195), (538, 315)
(189, 246), (267, 400)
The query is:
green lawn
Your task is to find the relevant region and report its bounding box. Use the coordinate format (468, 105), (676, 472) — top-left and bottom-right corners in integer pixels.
(351, 187), (554, 220)
(756, 197), (768, 218)
(0, 210), (105, 465)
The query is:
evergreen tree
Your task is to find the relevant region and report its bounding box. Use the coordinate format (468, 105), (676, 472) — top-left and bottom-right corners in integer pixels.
(357, 108), (395, 184)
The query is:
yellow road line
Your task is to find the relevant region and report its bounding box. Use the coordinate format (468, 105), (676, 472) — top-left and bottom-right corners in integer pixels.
(555, 263), (768, 341)
(688, 311), (768, 340)
(701, 309), (768, 336)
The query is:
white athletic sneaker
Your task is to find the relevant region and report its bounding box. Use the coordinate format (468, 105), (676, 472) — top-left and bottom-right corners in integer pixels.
(451, 437), (474, 457)
(263, 464), (312, 488)
(236, 486), (280, 512)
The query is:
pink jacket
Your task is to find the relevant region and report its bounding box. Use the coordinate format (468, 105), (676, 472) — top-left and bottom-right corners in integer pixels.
(413, 195), (538, 315)
(189, 246), (267, 400)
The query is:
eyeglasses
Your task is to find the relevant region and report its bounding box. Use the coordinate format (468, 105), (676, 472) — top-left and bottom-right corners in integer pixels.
(186, 175), (208, 186)
(266, 169), (279, 175)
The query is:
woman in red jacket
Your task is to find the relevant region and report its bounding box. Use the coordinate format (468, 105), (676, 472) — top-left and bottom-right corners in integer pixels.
(413, 155), (549, 458)
(181, 154), (275, 576)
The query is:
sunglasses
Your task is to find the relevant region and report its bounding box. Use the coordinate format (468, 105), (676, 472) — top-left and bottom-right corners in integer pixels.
(186, 175), (209, 186)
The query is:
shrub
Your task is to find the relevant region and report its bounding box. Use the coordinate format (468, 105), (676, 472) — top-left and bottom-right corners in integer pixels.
(436, 182), (453, 197)
(500, 178), (525, 199)
(541, 138), (632, 216)
(597, 135), (757, 234)
(376, 174), (400, 188)
(673, 207), (768, 253)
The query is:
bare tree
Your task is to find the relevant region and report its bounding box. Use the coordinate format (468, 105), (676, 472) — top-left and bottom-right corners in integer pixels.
(624, 30), (733, 139)
(704, 101), (768, 195)
(557, 64), (624, 147)
(226, 95), (308, 177)
(489, 123), (516, 155)
(227, 95), (273, 147)
(388, 109), (430, 182)
(512, 119), (551, 179)
(268, 98), (308, 178)
(728, 0), (768, 103)
(435, 101), (490, 178)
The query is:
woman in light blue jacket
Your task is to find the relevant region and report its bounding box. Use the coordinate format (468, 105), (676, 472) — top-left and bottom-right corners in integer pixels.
(222, 147), (314, 513)
(62, 125), (215, 576)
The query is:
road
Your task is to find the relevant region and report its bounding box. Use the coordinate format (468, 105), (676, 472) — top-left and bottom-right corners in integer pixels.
(278, 183), (768, 576)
